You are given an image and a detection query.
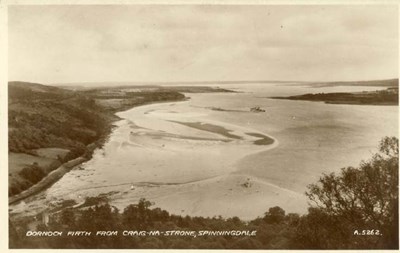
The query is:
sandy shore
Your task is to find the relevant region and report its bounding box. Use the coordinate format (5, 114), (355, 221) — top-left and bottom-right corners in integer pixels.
(10, 100), (308, 220)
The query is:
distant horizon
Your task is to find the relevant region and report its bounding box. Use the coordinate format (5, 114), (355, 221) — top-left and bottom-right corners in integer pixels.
(8, 77), (399, 87)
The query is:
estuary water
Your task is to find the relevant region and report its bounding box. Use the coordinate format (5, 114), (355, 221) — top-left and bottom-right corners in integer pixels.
(10, 83), (398, 220)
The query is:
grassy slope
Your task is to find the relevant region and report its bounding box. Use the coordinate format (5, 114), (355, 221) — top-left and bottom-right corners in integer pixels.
(9, 82), (111, 195)
(8, 81), (187, 197)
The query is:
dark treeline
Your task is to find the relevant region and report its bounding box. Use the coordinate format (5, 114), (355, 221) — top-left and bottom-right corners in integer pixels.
(10, 137), (399, 249)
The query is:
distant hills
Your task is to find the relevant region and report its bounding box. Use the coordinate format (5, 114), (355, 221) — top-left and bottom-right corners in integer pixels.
(306, 78), (398, 87)
(54, 78), (398, 88)
(271, 79), (399, 105)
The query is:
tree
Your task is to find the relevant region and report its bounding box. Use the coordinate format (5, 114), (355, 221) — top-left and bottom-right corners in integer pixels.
(123, 198), (153, 229)
(264, 206), (285, 224)
(303, 137), (399, 249)
(286, 213), (300, 226)
(19, 164), (45, 184)
(59, 208), (76, 227)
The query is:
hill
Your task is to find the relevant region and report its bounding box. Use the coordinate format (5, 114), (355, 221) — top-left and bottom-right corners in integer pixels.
(8, 81), (186, 196)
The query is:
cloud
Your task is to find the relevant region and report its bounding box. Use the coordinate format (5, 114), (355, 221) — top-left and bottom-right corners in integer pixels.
(8, 5), (398, 84)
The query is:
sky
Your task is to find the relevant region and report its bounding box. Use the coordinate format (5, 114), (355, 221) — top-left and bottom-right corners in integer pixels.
(8, 4), (399, 84)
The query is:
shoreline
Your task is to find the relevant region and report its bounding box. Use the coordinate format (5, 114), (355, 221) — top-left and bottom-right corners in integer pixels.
(9, 93), (283, 220)
(8, 97), (188, 206)
(72, 98), (283, 219)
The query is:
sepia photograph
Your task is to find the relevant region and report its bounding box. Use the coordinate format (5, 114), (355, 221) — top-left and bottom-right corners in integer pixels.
(4, 1), (399, 250)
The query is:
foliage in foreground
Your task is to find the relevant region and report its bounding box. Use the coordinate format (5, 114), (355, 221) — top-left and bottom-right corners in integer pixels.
(299, 136), (398, 249)
(10, 137), (399, 249)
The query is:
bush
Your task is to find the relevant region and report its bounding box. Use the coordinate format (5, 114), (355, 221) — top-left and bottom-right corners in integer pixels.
(18, 164), (45, 184)
(264, 206), (286, 224)
(299, 137), (399, 249)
